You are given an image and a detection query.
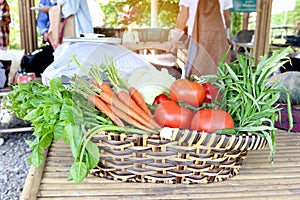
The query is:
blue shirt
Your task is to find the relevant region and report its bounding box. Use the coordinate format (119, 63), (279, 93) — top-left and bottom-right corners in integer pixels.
(36, 0), (57, 35)
(57, 0), (93, 37)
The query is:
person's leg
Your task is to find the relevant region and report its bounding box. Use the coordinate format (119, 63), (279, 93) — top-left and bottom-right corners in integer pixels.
(0, 61), (5, 88)
(1, 60), (11, 88)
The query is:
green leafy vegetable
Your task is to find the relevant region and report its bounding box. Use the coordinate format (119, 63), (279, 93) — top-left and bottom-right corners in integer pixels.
(4, 77), (154, 183)
(70, 162), (88, 183)
(4, 78), (96, 183)
(195, 47), (294, 164)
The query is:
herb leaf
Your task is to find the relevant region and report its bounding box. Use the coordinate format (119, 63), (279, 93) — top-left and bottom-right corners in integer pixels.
(69, 162), (88, 184)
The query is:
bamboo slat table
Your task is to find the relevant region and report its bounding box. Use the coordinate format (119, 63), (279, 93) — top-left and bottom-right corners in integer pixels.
(21, 130), (300, 200)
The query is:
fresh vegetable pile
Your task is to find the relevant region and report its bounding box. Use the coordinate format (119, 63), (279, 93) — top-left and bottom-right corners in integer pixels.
(4, 47), (293, 184)
(72, 57), (234, 135)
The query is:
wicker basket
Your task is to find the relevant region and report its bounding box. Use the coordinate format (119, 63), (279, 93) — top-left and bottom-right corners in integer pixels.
(91, 128), (267, 184)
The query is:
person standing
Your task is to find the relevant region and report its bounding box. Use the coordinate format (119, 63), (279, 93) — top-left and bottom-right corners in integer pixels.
(0, 0), (11, 88)
(0, 0), (10, 50)
(168, 0), (232, 77)
(46, 0), (93, 49)
(175, 0), (196, 38)
(175, 0), (232, 39)
(36, 0), (57, 44)
(57, 0), (93, 37)
(187, 0), (231, 76)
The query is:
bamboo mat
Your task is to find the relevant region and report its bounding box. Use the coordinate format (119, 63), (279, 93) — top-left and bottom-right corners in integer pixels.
(21, 130), (300, 200)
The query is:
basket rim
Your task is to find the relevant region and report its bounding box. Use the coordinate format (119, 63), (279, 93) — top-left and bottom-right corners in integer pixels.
(94, 128), (268, 151)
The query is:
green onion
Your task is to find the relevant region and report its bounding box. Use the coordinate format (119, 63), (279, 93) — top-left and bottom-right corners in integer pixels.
(196, 47), (294, 164)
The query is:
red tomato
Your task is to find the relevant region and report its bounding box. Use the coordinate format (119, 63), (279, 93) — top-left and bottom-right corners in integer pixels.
(202, 83), (220, 103)
(154, 100), (193, 129)
(170, 79), (205, 107)
(152, 94), (170, 105)
(190, 109), (234, 133)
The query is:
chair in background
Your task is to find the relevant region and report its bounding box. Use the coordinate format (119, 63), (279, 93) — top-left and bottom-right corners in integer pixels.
(232, 30), (255, 57)
(285, 22), (300, 48)
(122, 28), (187, 79)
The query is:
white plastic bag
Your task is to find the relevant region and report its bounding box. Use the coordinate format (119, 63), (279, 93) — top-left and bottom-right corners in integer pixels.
(42, 42), (156, 85)
(0, 49), (24, 61)
(0, 49), (25, 86)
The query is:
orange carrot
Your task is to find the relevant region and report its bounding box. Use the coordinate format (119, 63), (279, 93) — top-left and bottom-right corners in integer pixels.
(109, 105), (157, 134)
(127, 87), (161, 129)
(117, 90), (162, 130)
(128, 87), (152, 117)
(99, 91), (156, 129)
(117, 90), (152, 121)
(98, 91), (115, 105)
(88, 94), (124, 127)
(92, 79), (114, 95)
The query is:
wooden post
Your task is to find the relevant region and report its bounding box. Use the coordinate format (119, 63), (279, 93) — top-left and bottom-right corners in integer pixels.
(151, 0), (158, 27)
(18, 0), (25, 52)
(242, 13), (250, 30)
(18, 0), (38, 54)
(253, 0), (273, 65)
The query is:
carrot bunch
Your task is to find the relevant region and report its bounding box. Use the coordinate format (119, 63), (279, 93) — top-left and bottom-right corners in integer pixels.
(71, 56), (160, 134)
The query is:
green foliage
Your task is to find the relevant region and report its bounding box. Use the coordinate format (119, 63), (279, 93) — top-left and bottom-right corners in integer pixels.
(270, 0), (300, 43)
(100, 0), (179, 28)
(231, 13), (242, 37)
(231, 0), (300, 39)
(272, 0), (300, 28)
(9, 0), (299, 50)
(3, 78), (100, 183)
(158, 0), (179, 27)
(7, 0), (21, 50)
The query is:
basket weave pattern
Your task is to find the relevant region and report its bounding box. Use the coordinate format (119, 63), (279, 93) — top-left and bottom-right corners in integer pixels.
(91, 129), (267, 184)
